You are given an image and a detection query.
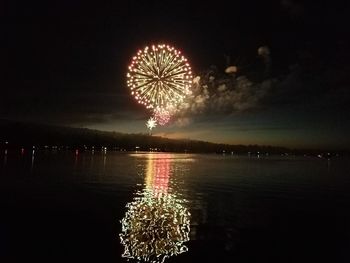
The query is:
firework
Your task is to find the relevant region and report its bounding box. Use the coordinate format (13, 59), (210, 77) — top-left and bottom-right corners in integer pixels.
(146, 117), (157, 131)
(127, 44), (192, 111)
(153, 107), (171, 126)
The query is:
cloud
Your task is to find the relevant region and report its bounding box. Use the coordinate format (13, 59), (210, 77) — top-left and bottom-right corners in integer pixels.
(175, 71), (274, 121)
(0, 91), (146, 126)
(257, 46), (271, 73)
(167, 44), (350, 127)
(257, 46), (270, 58)
(174, 117), (192, 127)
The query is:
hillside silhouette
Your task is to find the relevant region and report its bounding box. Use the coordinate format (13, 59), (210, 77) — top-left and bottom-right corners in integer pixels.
(0, 119), (333, 155)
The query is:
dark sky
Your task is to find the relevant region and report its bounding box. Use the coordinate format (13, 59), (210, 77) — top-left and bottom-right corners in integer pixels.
(2, 0), (350, 149)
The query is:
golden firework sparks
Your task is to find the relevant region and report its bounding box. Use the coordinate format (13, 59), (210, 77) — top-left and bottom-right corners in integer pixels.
(127, 44), (193, 111)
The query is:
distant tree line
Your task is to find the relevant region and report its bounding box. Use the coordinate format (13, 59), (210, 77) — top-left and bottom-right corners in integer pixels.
(0, 119), (345, 156)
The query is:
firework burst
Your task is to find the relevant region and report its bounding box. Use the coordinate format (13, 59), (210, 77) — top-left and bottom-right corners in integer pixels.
(128, 44), (193, 130)
(146, 117), (157, 131)
(127, 44), (192, 110)
(153, 107), (172, 126)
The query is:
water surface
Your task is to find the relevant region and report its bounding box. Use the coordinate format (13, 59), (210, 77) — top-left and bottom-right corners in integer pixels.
(1, 151), (349, 262)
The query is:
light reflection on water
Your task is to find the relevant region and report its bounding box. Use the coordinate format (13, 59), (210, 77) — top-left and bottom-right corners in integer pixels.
(120, 153), (191, 263)
(2, 151), (350, 262)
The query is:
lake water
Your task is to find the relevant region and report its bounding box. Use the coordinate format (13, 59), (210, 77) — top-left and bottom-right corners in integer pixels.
(1, 151), (350, 262)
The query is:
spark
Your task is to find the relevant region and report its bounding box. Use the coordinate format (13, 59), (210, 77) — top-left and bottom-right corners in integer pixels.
(146, 117), (157, 131)
(153, 107), (171, 126)
(127, 44), (193, 126)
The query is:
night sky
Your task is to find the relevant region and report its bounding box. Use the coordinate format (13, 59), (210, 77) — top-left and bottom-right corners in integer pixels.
(2, 0), (350, 149)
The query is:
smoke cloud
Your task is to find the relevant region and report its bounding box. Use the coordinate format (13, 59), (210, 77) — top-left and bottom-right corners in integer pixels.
(171, 44), (349, 127)
(174, 48), (275, 125)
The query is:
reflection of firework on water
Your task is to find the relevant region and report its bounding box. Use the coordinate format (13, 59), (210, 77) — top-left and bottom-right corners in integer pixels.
(153, 107), (171, 126)
(120, 190), (190, 263)
(146, 117), (157, 131)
